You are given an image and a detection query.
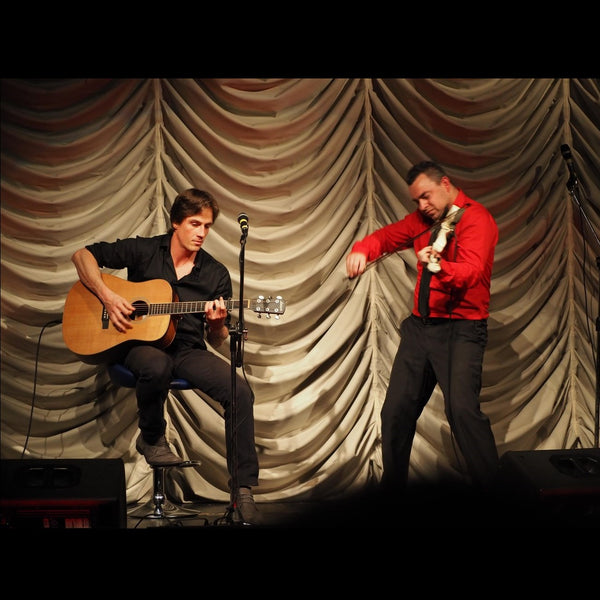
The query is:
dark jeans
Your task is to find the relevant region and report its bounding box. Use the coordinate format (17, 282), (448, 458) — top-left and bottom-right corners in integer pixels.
(124, 345), (259, 489)
(380, 315), (498, 491)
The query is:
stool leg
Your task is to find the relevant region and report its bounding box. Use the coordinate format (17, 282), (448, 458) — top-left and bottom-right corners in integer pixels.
(128, 462), (205, 523)
(151, 466), (167, 518)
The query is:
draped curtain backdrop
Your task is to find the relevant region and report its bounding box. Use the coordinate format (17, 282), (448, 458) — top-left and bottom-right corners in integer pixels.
(1, 78), (599, 506)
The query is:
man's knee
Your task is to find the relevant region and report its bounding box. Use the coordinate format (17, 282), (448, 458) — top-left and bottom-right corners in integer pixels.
(129, 350), (173, 386)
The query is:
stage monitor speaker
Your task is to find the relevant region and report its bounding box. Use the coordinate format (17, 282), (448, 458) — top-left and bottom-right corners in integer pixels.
(0, 458), (126, 529)
(496, 448), (600, 524)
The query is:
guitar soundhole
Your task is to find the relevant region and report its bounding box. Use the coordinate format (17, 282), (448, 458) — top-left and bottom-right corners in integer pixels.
(130, 300), (150, 321)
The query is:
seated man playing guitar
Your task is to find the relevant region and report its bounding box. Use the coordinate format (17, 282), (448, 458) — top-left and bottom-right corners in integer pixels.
(70, 188), (261, 525)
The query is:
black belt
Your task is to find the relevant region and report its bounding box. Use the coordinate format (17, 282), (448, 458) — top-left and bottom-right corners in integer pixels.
(413, 315), (451, 326)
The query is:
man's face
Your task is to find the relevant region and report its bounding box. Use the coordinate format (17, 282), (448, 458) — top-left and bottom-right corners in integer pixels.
(409, 174), (452, 222)
(172, 207), (214, 252)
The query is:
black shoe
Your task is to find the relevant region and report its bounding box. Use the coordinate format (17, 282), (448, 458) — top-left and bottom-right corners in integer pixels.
(135, 434), (184, 466)
(236, 487), (261, 526)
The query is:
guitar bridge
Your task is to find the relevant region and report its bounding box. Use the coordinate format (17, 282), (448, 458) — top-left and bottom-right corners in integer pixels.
(101, 307), (109, 329)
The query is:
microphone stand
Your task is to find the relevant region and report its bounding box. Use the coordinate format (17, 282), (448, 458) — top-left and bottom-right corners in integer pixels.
(224, 226), (248, 524)
(566, 174), (600, 448)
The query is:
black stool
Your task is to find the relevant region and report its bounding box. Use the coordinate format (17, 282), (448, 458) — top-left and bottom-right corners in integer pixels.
(108, 363), (206, 524)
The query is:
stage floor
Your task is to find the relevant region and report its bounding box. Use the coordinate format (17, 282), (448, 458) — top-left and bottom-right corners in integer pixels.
(125, 483), (600, 529)
(126, 499), (325, 529)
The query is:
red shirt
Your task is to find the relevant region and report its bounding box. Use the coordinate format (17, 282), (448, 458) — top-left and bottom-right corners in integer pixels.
(350, 189), (497, 319)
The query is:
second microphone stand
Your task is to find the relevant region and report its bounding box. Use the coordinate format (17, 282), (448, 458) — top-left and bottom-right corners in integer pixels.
(567, 174), (600, 448)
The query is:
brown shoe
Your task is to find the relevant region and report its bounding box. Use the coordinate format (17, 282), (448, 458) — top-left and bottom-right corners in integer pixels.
(236, 487), (261, 526)
(135, 434), (184, 466)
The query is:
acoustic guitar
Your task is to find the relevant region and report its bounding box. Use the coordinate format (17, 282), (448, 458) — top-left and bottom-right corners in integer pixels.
(62, 273), (286, 364)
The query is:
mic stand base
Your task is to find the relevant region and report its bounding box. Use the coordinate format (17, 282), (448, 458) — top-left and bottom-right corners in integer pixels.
(213, 501), (254, 527)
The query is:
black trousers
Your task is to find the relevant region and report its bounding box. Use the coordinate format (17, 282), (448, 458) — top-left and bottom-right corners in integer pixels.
(124, 344), (259, 490)
(380, 315), (498, 490)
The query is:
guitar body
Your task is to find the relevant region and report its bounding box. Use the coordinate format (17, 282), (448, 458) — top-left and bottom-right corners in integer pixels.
(62, 273), (176, 364)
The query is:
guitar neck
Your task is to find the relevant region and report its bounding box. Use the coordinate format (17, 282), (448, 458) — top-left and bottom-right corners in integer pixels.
(148, 299), (248, 316)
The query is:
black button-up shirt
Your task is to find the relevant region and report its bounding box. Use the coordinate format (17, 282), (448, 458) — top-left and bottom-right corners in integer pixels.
(86, 233), (232, 352)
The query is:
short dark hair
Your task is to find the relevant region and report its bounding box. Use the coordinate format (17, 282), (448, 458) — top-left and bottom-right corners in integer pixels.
(170, 189), (220, 227)
(406, 161), (448, 185)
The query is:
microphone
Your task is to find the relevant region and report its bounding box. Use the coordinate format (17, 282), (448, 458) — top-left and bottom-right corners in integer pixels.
(237, 212), (249, 235)
(560, 144), (578, 183)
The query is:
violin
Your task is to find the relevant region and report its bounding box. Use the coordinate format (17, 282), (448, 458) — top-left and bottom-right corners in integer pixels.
(427, 205), (464, 273)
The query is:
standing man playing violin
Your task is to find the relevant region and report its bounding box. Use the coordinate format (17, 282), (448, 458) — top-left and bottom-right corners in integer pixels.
(71, 188), (261, 525)
(346, 161), (499, 494)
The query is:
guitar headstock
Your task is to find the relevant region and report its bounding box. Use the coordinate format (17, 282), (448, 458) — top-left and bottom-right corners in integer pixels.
(250, 296), (286, 318)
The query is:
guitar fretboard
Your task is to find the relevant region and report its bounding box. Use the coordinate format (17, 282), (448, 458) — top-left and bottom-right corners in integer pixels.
(141, 299), (246, 316)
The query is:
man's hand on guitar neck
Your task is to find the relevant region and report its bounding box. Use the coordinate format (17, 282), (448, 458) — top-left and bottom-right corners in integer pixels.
(205, 297), (229, 347)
